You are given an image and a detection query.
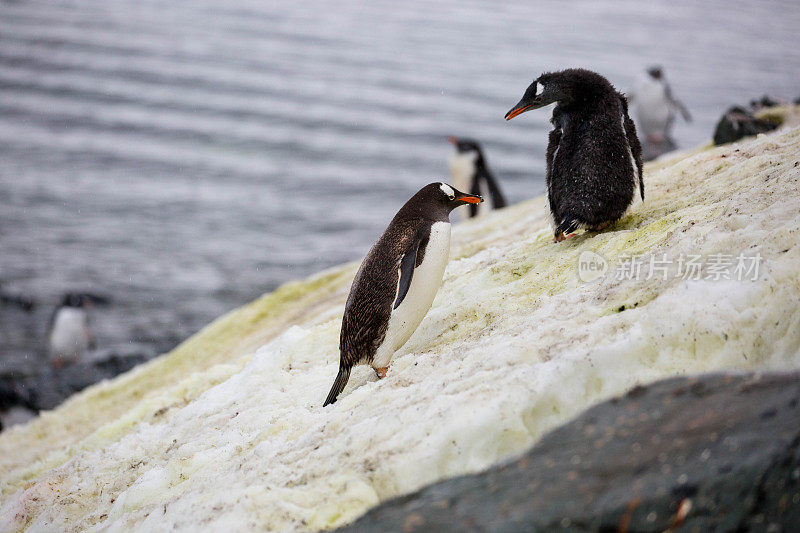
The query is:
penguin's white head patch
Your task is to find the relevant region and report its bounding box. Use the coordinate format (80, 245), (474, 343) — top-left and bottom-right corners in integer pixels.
(535, 81), (545, 97)
(439, 183), (456, 199)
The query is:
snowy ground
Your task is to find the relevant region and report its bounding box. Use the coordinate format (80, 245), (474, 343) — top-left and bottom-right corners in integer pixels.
(2, 117), (800, 531)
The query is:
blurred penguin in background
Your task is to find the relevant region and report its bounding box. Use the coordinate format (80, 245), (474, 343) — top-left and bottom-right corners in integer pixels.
(48, 293), (102, 367)
(447, 136), (507, 220)
(629, 66), (691, 160)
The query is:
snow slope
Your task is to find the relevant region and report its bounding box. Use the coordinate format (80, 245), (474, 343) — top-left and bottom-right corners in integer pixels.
(2, 114), (800, 531)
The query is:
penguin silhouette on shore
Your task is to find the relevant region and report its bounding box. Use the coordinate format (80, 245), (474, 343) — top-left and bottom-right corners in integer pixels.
(629, 66), (691, 160)
(323, 183), (483, 406)
(447, 136), (507, 219)
(48, 293), (99, 367)
(505, 68), (643, 242)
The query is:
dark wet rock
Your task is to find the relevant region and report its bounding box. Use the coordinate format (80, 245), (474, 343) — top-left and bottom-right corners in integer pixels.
(341, 372), (800, 532)
(0, 345), (153, 419)
(713, 106), (779, 145)
(0, 406), (37, 431)
(0, 290), (35, 312)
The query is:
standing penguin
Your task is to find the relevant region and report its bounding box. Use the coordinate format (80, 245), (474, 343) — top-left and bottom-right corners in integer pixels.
(629, 66), (691, 159)
(48, 293), (97, 367)
(323, 183), (483, 406)
(505, 68), (643, 242)
(446, 136), (507, 220)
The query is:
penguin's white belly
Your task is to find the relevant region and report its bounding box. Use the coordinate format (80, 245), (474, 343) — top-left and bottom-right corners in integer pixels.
(448, 152), (477, 221)
(372, 222), (450, 369)
(49, 308), (90, 360)
(635, 82), (670, 137)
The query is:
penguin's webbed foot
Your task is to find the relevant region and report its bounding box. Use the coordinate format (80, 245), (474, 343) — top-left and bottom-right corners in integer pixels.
(587, 221), (611, 232)
(553, 232), (578, 243)
(375, 367), (388, 379)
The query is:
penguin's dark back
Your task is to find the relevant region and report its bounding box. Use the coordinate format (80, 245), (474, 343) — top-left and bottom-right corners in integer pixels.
(550, 93), (636, 226)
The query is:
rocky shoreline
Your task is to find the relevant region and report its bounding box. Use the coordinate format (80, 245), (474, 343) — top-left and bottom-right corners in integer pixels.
(1, 348), (152, 430)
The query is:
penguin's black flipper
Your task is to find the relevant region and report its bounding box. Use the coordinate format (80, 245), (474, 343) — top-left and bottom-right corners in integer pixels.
(666, 84), (692, 122)
(480, 168), (507, 209)
(545, 122), (562, 214)
(393, 239), (420, 309)
(323, 366), (352, 406)
(629, 114), (645, 201)
(620, 96), (644, 200)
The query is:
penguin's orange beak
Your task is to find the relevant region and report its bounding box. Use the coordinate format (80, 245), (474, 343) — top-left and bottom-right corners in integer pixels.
(447, 135), (459, 145)
(505, 80), (545, 120)
(504, 104), (534, 120)
(457, 194), (483, 204)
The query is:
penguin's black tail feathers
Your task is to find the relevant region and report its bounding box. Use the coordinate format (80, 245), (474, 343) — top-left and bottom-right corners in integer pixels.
(323, 366), (351, 407)
(555, 217), (581, 238)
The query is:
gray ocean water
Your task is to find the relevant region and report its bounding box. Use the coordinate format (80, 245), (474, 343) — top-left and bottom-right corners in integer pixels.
(2, 0), (799, 373)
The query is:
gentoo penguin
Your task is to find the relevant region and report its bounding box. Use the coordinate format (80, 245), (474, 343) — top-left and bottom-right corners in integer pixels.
(48, 293), (97, 367)
(629, 66), (691, 159)
(446, 136), (507, 219)
(505, 68), (643, 242)
(323, 183), (483, 406)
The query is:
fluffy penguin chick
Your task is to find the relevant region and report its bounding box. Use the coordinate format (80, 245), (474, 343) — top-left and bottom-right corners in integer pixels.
(505, 68), (643, 242)
(323, 183), (483, 406)
(447, 136), (507, 220)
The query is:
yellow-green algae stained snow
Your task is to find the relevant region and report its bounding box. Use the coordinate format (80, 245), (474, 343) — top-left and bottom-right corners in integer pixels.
(2, 119), (800, 531)
(0, 268), (356, 495)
